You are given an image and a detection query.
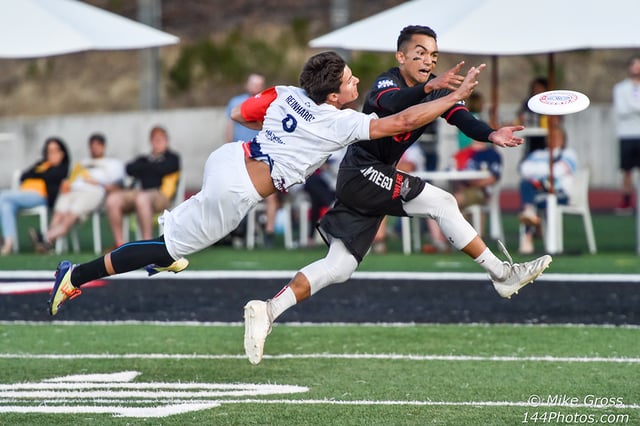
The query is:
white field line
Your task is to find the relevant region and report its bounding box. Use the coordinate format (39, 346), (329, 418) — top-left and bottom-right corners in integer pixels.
(141, 398), (640, 410)
(1, 270), (639, 282)
(0, 399), (638, 410)
(0, 353), (639, 363)
(2, 320), (640, 329)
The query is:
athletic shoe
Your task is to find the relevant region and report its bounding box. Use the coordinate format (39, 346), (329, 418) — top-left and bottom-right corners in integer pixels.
(49, 260), (81, 316)
(490, 241), (552, 299)
(144, 258), (190, 277)
(243, 300), (272, 365)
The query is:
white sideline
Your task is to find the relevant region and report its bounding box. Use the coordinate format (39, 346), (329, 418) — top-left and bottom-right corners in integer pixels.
(2, 320), (640, 329)
(1, 353), (639, 363)
(1, 399), (638, 410)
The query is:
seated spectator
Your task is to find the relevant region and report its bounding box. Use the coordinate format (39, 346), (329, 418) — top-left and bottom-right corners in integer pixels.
(451, 139), (502, 210)
(0, 137), (70, 254)
(105, 126), (180, 248)
(423, 140), (502, 253)
(518, 127), (578, 254)
(30, 133), (125, 253)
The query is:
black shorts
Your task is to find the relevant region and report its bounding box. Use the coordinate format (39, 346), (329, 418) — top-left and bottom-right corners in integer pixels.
(620, 138), (640, 171)
(318, 162), (425, 262)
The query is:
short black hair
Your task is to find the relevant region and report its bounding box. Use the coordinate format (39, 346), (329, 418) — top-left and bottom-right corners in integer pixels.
(88, 132), (106, 145)
(299, 51), (346, 104)
(397, 25), (437, 52)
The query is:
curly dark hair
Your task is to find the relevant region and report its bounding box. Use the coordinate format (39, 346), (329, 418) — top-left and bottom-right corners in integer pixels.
(299, 51), (346, 104)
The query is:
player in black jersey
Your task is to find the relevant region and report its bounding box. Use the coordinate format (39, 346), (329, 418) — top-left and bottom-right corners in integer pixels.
(244, 26), (552, 364)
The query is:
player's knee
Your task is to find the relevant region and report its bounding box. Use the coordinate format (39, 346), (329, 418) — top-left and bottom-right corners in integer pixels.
(327, 255), (357, 283)
(440, 191), (458, 209)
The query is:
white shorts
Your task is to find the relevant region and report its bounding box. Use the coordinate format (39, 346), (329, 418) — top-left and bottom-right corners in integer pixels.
(160, 142), (263, 260)
(53, 187), (105, 220)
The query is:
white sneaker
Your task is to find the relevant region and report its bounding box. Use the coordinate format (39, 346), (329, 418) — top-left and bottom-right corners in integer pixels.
(490, 241), (552, 299)
(243, 300), (272, 365)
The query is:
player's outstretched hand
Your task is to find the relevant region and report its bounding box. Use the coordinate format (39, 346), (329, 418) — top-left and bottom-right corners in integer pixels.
(488, 125), (525, 148)
(426, 61), (465, 92)
(454, 64), (486, 101)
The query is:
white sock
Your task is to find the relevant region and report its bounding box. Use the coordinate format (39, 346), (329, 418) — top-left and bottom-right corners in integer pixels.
(268, 285), (297, 321)
(474, 247), (506, 279)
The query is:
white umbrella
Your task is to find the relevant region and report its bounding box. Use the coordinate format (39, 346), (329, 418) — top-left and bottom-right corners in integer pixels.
(310, 0), (640, 123)
(310, 0), (640, 55)
(0, 0), (178, 58)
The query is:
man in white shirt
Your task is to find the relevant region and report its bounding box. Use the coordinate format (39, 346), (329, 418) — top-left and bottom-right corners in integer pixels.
(32, 133), (124, 253)
(518, 127), (578, 253)
(613, 55), (640, 213)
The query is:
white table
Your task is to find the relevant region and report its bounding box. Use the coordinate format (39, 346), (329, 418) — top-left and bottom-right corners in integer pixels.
(517, 127), (548, 138)
(414, 169), (492, 182)
(401, 169), (492, 254)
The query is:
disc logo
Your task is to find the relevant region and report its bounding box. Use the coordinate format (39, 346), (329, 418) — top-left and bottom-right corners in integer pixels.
(539, 92), (578, 105)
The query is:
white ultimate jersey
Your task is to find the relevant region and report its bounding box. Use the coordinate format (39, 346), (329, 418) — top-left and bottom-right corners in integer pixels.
(240, 85), (376, 191)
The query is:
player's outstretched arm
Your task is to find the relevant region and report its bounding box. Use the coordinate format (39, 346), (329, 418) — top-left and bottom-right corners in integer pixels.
(369, 64), (485, 140)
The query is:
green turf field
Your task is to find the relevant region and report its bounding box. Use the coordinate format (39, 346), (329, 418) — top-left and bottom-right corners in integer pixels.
(0, 323), (637, 425)
(1, 212), (638, 425)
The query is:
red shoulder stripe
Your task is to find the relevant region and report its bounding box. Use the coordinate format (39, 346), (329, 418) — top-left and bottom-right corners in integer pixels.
(241, 87), (278, 122)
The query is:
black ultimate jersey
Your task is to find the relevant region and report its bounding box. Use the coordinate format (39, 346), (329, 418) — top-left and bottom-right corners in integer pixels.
(342, 67), (494, 168)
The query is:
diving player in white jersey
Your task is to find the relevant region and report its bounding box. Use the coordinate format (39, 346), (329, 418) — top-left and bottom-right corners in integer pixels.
(48, 51), (487, 316)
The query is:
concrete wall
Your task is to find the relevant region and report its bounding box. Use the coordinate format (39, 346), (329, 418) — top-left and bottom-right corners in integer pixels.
(0, 108), (227, 192)
(0, 103), (619, 192)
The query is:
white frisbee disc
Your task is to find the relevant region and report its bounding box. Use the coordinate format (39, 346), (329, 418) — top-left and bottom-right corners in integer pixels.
(527, 90), (590, 115)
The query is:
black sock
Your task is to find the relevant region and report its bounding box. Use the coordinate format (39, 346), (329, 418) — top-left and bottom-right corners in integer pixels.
(70, 236), (174, 287)
(71, 257), (108, 288)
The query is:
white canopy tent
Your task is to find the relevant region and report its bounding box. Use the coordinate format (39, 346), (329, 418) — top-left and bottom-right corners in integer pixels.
(0, 0), (178, 58)
(310, 0), (640, 55)
(310, 0), (640, 125)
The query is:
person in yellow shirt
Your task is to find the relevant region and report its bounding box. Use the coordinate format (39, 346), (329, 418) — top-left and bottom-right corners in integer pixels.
(0, 137), (70, 254)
